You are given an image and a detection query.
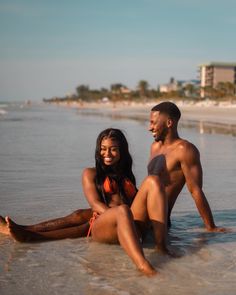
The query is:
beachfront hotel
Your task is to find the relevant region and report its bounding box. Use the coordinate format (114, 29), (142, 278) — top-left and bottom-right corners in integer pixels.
(199, 62), (236, 98)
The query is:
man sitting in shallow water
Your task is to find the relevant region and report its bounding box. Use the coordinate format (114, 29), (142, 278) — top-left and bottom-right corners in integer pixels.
(148, 101), (226, 232)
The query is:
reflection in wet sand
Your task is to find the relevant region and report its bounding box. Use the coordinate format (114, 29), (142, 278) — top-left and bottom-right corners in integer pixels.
(76, 108), (236, 136)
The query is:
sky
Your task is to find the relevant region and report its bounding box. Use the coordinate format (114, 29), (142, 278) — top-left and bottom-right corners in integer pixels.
(0, 0), (236, 101)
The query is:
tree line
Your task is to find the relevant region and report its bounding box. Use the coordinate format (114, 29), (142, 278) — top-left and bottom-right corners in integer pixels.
(43, 80), (236, 103)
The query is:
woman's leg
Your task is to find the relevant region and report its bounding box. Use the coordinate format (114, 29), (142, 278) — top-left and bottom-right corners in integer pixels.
(0, 209), (92, 234)
(26, 209), (92, 232)
(0, 216), (9, 235)
(91, 205), (157, 276)
(5, 216), (90, 242)
(131, 175), (168, 253)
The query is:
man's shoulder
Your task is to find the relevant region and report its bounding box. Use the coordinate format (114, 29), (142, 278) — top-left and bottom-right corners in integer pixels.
(150, 141), (164, 157)
(151, 140), (162, 147)
(176, 138), (200, 158)
(151, 138), (199, 156)
(177, 138), (196, 149)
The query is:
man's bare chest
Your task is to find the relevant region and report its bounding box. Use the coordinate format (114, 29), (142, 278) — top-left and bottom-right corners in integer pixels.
(149, 148), (180, 171)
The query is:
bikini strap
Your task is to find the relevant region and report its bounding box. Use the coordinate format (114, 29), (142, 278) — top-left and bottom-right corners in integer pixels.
(87, 212), (99, 238)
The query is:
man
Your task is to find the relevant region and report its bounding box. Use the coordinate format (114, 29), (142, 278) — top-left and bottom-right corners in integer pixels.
(148, 101), (226, 232)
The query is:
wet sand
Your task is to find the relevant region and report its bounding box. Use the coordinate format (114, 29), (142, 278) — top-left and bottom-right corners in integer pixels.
(60, 100), (236, 136)
(1, 103), (236, 295)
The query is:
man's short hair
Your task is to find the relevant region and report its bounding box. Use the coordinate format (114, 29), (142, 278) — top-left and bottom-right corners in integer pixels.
(151, 101), (181, 121)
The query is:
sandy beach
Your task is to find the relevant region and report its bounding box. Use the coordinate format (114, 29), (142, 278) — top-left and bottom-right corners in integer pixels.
(54, 99), (236, 136)
(1, 102), (236, 295)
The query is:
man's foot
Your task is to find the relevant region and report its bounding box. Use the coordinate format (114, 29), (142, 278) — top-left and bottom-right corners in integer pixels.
(156, 245), (181, 258)
(0, 216), (10, 235)
(137, 260), (158, 276)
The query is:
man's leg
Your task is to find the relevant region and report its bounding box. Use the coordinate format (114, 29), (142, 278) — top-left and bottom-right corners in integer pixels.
(131, 175), (168, 253)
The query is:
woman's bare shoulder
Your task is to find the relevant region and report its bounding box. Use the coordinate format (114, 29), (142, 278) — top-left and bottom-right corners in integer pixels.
(82, 167), (96, 180)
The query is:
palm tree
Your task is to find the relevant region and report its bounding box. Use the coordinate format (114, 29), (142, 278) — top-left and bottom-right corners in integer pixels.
(216, 82), (235, 98)
(76, 85), (90, 100)
(225, 82), (235, 96)
(138, 80), (149, 98)
(110, 83), (123, 94)
(202, 85), (215, 99)
(184, 83), (195, 97)
(110, 83), (124, 106)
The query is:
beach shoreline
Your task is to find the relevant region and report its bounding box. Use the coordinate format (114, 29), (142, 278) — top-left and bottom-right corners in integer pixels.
(50, 99), (236, 136)
(1, 101), (236, 295)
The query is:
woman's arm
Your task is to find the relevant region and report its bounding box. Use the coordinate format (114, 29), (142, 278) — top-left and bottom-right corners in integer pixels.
(82, 168), (109, 214)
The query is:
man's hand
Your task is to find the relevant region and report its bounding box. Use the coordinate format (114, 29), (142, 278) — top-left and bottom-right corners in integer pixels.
(206, 226), (231, 233)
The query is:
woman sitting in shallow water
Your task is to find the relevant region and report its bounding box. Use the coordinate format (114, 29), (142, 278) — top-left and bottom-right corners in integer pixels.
(0, 128), (168, 275)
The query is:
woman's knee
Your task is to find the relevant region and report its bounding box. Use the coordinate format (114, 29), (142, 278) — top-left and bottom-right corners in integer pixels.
(71, 209), (83, 218)
(117, 204), (133, 219)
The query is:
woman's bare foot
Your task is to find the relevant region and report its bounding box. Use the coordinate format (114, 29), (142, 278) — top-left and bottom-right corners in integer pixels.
(138, 260), (158, 276)
(0, 216), (10, 235)
(5, 216), (42, 242)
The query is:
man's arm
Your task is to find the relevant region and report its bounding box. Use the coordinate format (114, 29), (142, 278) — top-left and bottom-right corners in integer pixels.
(179, 142), (226, 232)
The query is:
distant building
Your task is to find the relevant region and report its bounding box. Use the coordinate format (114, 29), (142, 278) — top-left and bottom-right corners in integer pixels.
(199, 62), (236, 97)
(159, 78), (199, 97)
(120, 86), (132, 95)
(111, 85), (132, 99)
(179, 79), (200, 88)
(180, 79), (200, 97)
(159, 78), (180, 93)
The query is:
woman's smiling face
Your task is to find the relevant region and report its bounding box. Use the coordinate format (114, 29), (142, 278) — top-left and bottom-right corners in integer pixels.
(100, 137), (120, 166)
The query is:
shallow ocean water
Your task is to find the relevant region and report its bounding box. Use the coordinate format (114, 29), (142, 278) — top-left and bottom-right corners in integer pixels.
(0, 103), (236, 295)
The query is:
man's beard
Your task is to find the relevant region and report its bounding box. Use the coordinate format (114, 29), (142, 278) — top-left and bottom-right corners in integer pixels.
(155, 127), (168, 142)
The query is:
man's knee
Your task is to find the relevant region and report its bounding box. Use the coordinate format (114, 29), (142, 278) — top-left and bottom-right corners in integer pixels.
(146, 175), (163, 190)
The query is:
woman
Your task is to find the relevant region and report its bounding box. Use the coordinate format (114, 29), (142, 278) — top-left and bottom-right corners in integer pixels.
(0, 128), (168, 275)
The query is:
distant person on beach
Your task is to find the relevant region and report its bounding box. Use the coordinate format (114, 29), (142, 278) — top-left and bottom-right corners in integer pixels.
(0, 128), (169, 276)
(148, 101), (226, 232)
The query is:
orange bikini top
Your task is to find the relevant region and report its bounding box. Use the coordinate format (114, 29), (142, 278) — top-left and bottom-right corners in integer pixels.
(103, 177), (137, 199)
